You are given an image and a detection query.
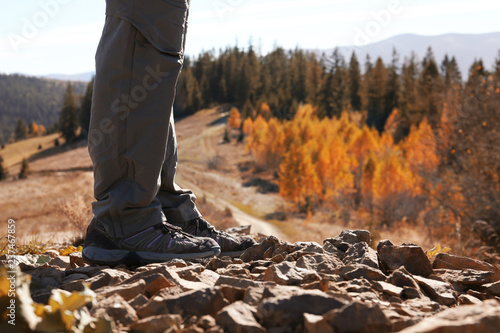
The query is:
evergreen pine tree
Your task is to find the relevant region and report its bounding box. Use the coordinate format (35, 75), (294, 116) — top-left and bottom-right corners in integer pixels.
(19, 158), (29, 179)
(0, 156), (7, 181)
(79, 77), (94, 137)
(348, 51), (362, 111)
(417, 47), (443, 128)
(59, 83), (78, 143)
(14, 118), (28, 141)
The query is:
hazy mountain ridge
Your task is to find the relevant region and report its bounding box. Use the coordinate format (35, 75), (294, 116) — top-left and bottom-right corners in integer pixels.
(326, 31), (500, 75)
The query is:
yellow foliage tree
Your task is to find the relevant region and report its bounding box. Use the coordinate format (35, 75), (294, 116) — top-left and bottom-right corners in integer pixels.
(228, 107), (242, 129)
(242, 117), (253, 136)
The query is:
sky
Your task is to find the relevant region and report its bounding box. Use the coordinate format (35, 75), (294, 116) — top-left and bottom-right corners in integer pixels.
(0, 0), (499, 76)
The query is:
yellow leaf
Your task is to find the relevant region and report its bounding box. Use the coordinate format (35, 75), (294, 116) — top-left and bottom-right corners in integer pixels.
(426, 244), (441, 258)
(33, 303), (47, 317)
(441, 247), (452, 254)
(59, 245), (82, 256)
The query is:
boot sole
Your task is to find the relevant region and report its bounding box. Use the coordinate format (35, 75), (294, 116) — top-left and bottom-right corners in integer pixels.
(82, 246), (221, 266)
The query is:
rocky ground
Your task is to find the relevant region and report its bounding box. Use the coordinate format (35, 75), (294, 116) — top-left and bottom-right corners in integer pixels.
(1, 228), (500, 333)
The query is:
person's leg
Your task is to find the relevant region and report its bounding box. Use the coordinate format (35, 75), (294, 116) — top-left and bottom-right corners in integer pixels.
(156, 112), (201, 223)
(157, 109), (255, 257)
(84, 3), (219, 265)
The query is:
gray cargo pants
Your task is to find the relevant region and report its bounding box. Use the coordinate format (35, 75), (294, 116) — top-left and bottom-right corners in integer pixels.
(88, 0), (200, 238)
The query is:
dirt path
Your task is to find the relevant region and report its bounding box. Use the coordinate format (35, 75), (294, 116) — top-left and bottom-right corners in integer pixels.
(176, 175), (282, 237)
(175, 109), (284, 238)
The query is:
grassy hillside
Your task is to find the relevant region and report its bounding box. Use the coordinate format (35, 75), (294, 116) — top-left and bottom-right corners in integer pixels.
(0, 74), (87, 142)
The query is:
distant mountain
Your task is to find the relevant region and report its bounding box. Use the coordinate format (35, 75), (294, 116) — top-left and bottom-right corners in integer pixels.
(322, 32), (500, 77)
(0, 74), (87, 142)
(42, 72), (94, 82)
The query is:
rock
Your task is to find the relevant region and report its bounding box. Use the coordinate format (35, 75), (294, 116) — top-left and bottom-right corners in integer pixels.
(387, 266), (421, 289)
(434, 268), (496, 289)
(295, 254), (343, 274)
(243, 286), (266, 306)
(458, 294), (482, 305)
(137, 287), (230, 318)
(473, 220), (500, 249)
(216, 301), (266, 333)
(61, 273), (88, 285)
(304, 313), (334, 333)
(69, 252), (85, 268)
(258, 288), (348, 328)
(322, 301), (391, 333)
(87, 268), (131, 289)
(197, 315), (218, 330)
(240, 236), (288, 262)
(91, 294), (138, 326)
(144, 274), (176, 297)
(207, 257), (235, 270)
(343, 242), (379, 269)
(129, 314), (182, 333)
(373, 281), (404, 297)
(399, 300), (500, 333)
(413, 275), (457, 306)
(327, 230), (372, 247)
(263, 261), (319, 285)
(482, 281), (500, 297)
(48, 256), (70, 270)
(291, 241), (325, 254)
(128, 294), (150, 309)
(378, 242), (433, 277)
(433, 253), (500, 280)
(215, 275), (274, 289)
(338, 264), (386, 281)
(97, 279), (147, 301)
(43, 249), (60, 258)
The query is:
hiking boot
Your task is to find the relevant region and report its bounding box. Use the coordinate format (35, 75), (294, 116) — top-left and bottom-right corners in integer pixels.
(82, 218), (221, 266)
(172, 217), (256, 257)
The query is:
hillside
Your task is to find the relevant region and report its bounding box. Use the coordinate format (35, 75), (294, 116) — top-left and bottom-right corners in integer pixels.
(0, 74), (87, 142)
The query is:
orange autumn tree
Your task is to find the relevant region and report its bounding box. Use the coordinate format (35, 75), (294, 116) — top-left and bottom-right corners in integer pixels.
(228, 107), (242, 129)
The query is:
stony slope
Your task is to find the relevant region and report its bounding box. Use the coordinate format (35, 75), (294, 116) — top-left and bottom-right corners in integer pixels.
(1, 228), (499, 332)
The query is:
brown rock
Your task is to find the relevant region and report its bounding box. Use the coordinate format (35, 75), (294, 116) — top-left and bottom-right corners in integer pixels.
(399, 299), (500, 333)
(144, 274), (176, 297)
(434, 268), (496, 288)
(338, 264), (386, 281)
(97, 279), (147, 301)
(215, 275), (275, 289)
(304, 313), (334, 333)
(128, 294), (150, 309)
(240, 236), (286, 262)
(387, 266), (421, 289)
(413, 275), (456, 306)
(295, 254), (343, 274)
(482, 280), (500, 297)
(216, 301), (266, 333)
(87, 268), (131, 289)
(91, 294), (138, 326)
(207, 257), (234, 270)
(219, 285), (246, 303)
(323, 301), (392, 333)
(61, 273), (88, 285)
(243, 286), (266, 306)
(373, 281), (404, 297)
(258, 288), (348, 328)
(198, 315), (218, 330)
(49, 256), (70, 270)
(378, 243), (433, 277)
(137, 287), (230, 318)
(343, 242), (379, 269)
(433, 253), (500, 279)
(458, 294), (482, 305)
(129, 314), (182, 333)
(69, 252), (85, 268)
(263, 261), (318, 285)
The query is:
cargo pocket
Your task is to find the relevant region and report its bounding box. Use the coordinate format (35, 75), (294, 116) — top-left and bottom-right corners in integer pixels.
(106, 0), (189, 56)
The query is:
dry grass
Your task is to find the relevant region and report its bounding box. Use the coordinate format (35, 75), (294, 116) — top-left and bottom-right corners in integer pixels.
(0, 134), (61, 171)
(0, 233), (53, 256)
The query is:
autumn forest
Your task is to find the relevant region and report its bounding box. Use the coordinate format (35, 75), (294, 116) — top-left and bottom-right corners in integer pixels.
(176, 46), (500, 252)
